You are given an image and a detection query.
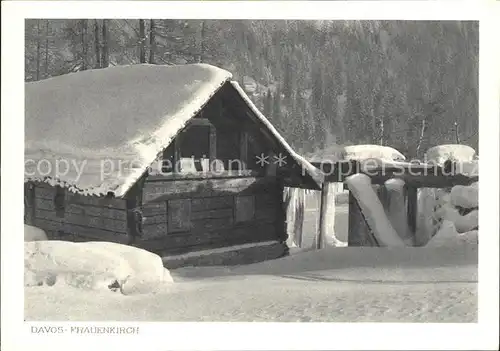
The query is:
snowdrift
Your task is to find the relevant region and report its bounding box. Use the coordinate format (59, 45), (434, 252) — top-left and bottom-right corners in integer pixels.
(24, 224), (48, 242)
(24, 241), (173, 295)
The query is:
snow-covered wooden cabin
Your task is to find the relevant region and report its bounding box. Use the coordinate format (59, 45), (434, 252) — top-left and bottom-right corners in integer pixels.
(24, 64), (322, 266)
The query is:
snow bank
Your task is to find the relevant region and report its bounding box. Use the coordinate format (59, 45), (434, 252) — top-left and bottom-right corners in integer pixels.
(346, 174), (406, 247)
(425, 144), (477, 165)
(24, 241), (172, 294)
(24, 225), (48, 242)
(344, 145), (406, 162)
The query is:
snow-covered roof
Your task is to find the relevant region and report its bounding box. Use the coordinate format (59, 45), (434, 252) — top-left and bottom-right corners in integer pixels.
(25, 64), (321, 197)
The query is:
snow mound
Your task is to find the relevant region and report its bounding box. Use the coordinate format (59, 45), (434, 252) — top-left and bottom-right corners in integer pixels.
(343, 145), (406, 162)
(84, 241), (173, 294)
(24, 241), (172, 294)
(24, 225), (48, 242)
(427, 221), (478, 247)
(346, 174), (406, 247)
(425, 144), (477, 165)
(450, 182), (478, 209)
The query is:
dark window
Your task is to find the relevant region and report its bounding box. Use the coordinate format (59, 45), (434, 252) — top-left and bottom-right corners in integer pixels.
(54, 186), (66, 218)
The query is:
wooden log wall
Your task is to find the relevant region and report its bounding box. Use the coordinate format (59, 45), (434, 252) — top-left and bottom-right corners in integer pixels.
(135, 175), (283, 256)
(29, 182), (128, 243)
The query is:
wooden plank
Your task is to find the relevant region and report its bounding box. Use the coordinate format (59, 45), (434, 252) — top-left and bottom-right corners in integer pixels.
(34, 209), (63, 222)
(168, 199), (191, 233)
(191, 196), (233, 212)
(209, 125), (217, 171)
(191, 208), (233, 221)
(188, 118), (213, 127)
(255, 193), (278, 208)
(146, 170), (260, 182)
(143, 176), (276, 203)
(173, 136), (180, 173)
(34, 186), (54, 200)
(135, 222), (277, 254)
(67, 192), (127, 209)
(255, 205), (276, 221)
(34, 208), (127, 233)
(63, 223), (129, 243)
(240, 131), (248, 169)
(235, 195), (255, 223)
(142, 223), (168, 240)
(34, 218), (63, 232)
(191, 216), (234, 232)
(142, 201), (167, 216)
(66, 203), (127, 220)
(142, 213), (168, 225)
(64, 212), (128, 233)
(24, 182), (36, 225)
(35, 197), (55, 211)
(274, 180), (287, 242)
(347, 192), (379, 247)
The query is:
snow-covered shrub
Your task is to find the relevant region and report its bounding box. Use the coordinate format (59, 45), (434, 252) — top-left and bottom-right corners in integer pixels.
(24, 225), (48, 242)
(24, 241), (173, 294)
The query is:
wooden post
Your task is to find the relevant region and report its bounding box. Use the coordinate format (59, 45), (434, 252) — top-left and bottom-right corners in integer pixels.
(24, 182), (36, 225)
(406, 186), (418, 246)
(347, 191), (378, 247)
(317, 181), (330, 249)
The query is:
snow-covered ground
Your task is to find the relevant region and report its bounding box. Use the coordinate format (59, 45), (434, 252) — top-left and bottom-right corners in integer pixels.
(25, 245), (477, 322)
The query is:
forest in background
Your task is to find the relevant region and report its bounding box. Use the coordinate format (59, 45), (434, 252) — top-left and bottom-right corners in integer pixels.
(25, 19), (479, 159)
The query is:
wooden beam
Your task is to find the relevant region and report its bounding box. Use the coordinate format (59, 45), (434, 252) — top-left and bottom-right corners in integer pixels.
(317, 181), (330, 249)
(209, 125), (217, 171)
(188, 118), (213, 127)
(347, 191), (379, 247)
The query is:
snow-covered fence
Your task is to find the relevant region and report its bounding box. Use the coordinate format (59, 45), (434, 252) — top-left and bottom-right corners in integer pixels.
(310, 158), (478, 247)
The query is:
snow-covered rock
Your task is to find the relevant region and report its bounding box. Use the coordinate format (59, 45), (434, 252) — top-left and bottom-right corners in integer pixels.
(344, 145), (406, 162)
(425, 144), (477, 165)
(24, 225), (48, 242)
(24, 241), (172, 294)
